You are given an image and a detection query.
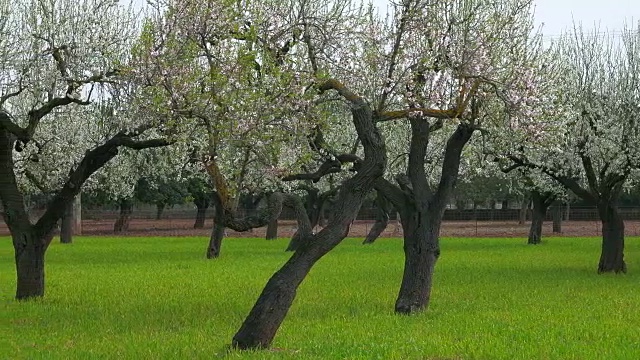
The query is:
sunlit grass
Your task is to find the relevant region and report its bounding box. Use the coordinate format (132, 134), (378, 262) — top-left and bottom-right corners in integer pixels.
(1, 235), (639, 359)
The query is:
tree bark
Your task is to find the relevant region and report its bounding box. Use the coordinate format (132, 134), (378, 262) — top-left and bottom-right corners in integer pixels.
(363, 192), (390, 244)
(597, 203), (626, 273)
(60, 200), (74, 244)
(233, 249), (316, 349)
(265, 218), (278, 240)
(113, 199), (133, 233)
(14, 230), (48, 300)
(395, 211), (440, 313)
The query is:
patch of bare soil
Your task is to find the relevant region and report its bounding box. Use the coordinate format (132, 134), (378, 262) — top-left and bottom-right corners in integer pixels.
(2, 218), (638, 238)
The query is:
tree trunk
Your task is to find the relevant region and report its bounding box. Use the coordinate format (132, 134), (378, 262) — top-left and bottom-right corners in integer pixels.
(597, 203), (626, 273)
(206, 222), (225, 259)
(527, 191), (554, 244)
(113, 199), (133, 233)
(14, 230), (46, 300)
(395, 212), (440, 314)
(233, 249), (316, 349)
(265, 218), (278, 240)
(156, 202), (165, 220)
(60, 200), (74, 244)
(194, 203), (208, 229)
(552, 202), (562, 233)
(231, 92), (386, 350)
(363, 193), (390, 244)
(394, 121), (474, 315)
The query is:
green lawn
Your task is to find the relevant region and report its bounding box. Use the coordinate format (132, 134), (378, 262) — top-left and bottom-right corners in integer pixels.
(1, 236), (640, 359)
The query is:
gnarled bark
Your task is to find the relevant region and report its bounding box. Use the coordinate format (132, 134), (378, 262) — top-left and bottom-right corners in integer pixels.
(284, 195), (314, 252)
(207, 192), (292, 258)
(394, 211), (440, 313)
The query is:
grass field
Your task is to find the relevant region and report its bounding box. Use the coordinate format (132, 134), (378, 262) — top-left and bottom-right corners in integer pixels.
(1, 236), (640, 359)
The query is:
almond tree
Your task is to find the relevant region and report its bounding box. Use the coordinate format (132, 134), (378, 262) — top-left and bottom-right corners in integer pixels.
(136, 0), (321, 258)
(360, 0), (541, 314)
(496, 26), (640, 273)
(0, 0), (172, 300)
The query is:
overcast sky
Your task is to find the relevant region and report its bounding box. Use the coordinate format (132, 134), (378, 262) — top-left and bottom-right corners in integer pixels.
(130, 0), (640, 37)
(533, 0), (639, 38)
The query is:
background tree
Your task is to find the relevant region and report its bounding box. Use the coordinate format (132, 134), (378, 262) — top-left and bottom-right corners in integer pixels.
(0, 0), (173, 300)
(496, 25), (640, 273)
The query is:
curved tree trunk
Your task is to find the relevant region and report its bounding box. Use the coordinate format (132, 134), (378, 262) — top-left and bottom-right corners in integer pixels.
(265, 218), (278, 240)
(113, 199), (133, 233)
(233, 248), (316, 349)
(363, 192), (390, 244)
(231, 90), (385, 350)
(156, 202), (165, 220)
(60, 200), (74, 244)
(285, 232), (303, 251)
(597, 203), (626, 273)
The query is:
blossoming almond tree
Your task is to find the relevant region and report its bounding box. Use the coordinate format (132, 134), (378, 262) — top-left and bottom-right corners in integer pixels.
(351, 0), (542, 315)
(136, 0), (322, 258)
(496, 25), (640, 273)
(0, 0), (172, 300)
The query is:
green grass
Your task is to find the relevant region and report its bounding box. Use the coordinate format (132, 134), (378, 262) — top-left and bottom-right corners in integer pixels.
(1, 236), (640, 359)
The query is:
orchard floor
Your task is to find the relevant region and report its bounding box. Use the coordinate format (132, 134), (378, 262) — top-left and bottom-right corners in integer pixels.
(1, 236), (640, 359)
(1, 218), (636, 238)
